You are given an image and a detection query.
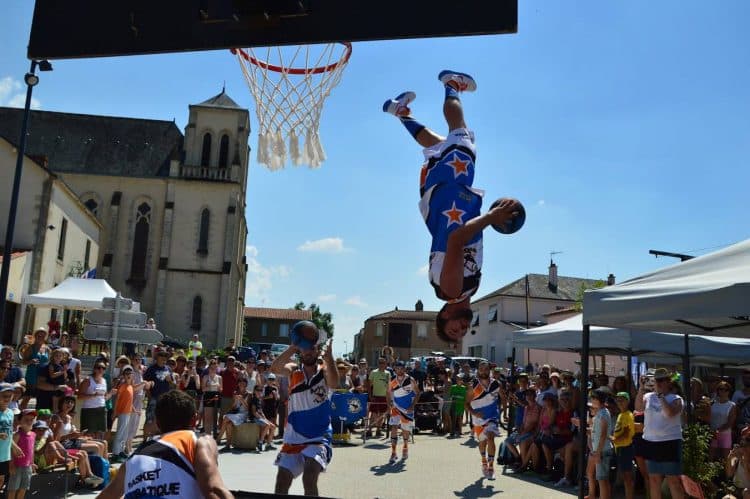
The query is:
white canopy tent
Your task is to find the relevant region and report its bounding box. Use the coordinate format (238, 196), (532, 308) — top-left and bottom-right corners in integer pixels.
(23, 277), (117, 310)
(514, 313), (750, 365)
(583, 238), (750, 336)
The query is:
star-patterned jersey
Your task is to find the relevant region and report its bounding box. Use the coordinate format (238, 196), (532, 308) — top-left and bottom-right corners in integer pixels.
(418, 128), (483, 303)
(469, 378), (501, 427)
(389, 374), (417, 420)
(284, 367), (333, 446)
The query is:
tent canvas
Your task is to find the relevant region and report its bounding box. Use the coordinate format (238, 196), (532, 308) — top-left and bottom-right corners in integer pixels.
(24, 277), (117, 310)
(514, 313), (750, 365)
(583, 239), (750, 336)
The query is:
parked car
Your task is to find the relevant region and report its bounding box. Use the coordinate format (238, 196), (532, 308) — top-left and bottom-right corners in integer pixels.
(447, 356), (488, 376)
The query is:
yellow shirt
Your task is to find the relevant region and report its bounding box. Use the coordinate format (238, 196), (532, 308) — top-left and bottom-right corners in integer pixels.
(613, 409), (635, 448)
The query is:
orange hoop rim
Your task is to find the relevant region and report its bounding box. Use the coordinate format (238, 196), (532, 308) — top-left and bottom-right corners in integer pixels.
(231, 42), (352, 75)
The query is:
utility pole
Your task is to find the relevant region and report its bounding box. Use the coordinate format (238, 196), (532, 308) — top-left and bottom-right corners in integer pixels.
(648, 249), (694, 261)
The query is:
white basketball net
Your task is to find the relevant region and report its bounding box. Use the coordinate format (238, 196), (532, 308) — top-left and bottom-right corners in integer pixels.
(234, 43), (351, 170)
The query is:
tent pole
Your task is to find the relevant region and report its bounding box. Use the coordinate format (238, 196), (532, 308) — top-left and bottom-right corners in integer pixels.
(578, 324), (590, 499)
(627, 351), (633, 393)
(720, 363), (725, 377)
(683, 333), (692, 422)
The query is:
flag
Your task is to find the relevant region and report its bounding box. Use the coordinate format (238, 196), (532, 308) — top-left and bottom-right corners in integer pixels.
(331, 393), (368, 423)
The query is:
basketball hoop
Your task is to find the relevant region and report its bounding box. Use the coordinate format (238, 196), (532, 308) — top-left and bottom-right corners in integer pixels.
(232, 42), (352, 170)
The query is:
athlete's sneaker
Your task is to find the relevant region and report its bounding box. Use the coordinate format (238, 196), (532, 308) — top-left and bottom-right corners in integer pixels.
(388, 453), (398, 464)
(438, 70), (477, 92)
(487, 467), (496, 480)
(382, 91), (416, 116)
(481, 463), (490, 478)
(401, 450), (409, 461)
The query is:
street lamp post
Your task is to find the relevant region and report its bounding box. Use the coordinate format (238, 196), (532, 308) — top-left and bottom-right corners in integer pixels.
(0, 59), (53, 339)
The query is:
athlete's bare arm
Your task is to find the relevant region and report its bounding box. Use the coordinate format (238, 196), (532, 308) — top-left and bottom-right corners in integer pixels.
(409, 378), (421, 411)
(270, 345), (299, 378)
(195, 435), (234, 499)
(440, 199), (519, 299)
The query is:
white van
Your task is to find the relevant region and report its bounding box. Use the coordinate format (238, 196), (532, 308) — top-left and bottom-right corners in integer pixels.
(448, 356), (489, 375)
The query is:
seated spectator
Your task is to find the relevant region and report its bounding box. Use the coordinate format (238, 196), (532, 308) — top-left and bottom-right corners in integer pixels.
(711, 381), (738, 459)
(551, 391), (577, 488)
(724, 426), (750, 499)
(507, 389), (540, 471)
(217, 378), (250, 450)
(32, 420), (103, 488)
(528, 392), (558, 479)
(52, 396), (108, 457)
(249, 385), (277, 452)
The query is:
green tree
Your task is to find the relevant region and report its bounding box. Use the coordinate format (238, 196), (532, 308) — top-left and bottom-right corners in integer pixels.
(294, 302), (334, 337)
(573, 279), (606, 312)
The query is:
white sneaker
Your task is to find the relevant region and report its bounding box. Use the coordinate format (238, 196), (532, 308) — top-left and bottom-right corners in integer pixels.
(382, 91), (416, 116)
(438, 70), (477, 92)
(553, 477), (570, 488)
(85, 475), (104, 487)
(388, 453), (398, 464)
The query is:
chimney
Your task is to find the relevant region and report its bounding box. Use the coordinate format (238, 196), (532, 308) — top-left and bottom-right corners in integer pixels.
(548, 260), (558, 291)
(607, 273), (616, 286)
(415, 300), (423, 312)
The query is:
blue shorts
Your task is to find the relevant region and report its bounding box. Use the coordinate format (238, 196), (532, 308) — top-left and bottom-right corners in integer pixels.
(595, 449), (613, 480)
(646, 459), (682, 476)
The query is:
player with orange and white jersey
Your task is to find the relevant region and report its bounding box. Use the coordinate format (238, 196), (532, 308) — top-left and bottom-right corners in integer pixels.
(465, 361), (502, 479)
(386, 360), (420, 464)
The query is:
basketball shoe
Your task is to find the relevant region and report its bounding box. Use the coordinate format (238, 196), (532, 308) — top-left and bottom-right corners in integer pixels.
(438, 70), (477, 92)
(382, 91), (416, 116)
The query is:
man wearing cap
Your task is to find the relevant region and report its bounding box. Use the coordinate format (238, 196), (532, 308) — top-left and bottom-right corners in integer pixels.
(188, 334), (203, 361)
(635, 368), (685, 499)
(386, 360), (419, 464)
(220, 356), (240, 419)
(142, 351), (175, 438)
(270, 321), (338, 497)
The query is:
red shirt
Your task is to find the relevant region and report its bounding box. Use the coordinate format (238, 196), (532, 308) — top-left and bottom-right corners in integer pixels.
(220, 368), (238, 397)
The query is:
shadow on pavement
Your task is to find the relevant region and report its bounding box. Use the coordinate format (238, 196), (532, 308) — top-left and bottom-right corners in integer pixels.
(362, 443), (390, 450)
(369, 461), (406, 476)
(453, 478), (501, 497)
(460, 437), (479, 448)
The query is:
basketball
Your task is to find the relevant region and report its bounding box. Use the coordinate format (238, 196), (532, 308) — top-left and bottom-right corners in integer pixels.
(490, 198), (526, 234)
(290, 320), (320, 350)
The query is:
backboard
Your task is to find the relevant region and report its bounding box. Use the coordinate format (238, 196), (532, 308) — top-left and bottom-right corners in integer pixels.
(28, 0), (517, 60)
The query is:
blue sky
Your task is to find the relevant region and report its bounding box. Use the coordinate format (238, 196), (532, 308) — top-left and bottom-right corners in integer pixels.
(2, 1), (749, 356)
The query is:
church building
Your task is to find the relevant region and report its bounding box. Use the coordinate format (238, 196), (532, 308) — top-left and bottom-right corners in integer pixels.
(0, 90), (250, 349)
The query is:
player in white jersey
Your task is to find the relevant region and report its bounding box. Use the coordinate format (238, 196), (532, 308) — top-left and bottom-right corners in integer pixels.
(465, 361), (502, 479)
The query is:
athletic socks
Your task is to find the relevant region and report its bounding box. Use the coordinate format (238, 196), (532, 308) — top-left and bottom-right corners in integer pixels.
(399, 116), (425, 139)
(445, 83), (460, 101)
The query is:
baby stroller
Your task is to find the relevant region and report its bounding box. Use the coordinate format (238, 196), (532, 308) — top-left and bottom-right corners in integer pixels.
(414, 390), (442, 434)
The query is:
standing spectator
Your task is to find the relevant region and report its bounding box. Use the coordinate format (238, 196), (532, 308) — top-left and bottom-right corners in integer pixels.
(711, 381), (737, 459)
(0, 384), (14, 493)
(367, 357), (391, 438)
(179, 359), (201, 400)
(587, 389), (613, 499)
(9, 409), (36, 499)
(335, 361), (352, 391)
(733, 370), (750, 436)
(263, 374), (280, 426)
(77, 363), (110, 441)
(632, 408), (650, 495)
(142, 351), (175, 438)
(410, 361), (427, 392)
(224, 339), (238, 358)
(111, 365), (139, 462)
(220, 356), (240, 419)
(276, 369), (289, 439)
(21, 328), (50, 410)
(535, 372), (556, 406)
(125, 353), (146, 454)
(145, 318), (156, 329)
(201, 359), (222, 437)
(450, 373), (468, 436)
(613, 392), (636, 499)
(189, 334), (203, 361)
(635, 368), (685, 499)
(725, 426), (750, 499)
(350, 366), (365, 393)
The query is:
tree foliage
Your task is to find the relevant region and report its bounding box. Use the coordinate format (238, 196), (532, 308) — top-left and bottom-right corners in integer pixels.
(294, 302), (334, 337)
(573, 279), (606, 312)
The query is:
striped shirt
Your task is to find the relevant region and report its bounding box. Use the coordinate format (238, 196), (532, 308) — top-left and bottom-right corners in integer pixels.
(469, 379), (501, 426)
(390, 375), (417, 418)
(284, 367), (333, 445)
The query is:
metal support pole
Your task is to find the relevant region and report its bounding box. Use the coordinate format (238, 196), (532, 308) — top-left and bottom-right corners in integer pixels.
(578, 324), (590, 499)
(0, 60), (38, 339)
(683, 333), (692, 422)
(627, 351), (633, 392)
(109, 293), (121, 379)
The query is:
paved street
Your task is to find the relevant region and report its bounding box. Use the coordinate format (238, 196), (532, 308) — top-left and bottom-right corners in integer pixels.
(70, 431), (579, 499)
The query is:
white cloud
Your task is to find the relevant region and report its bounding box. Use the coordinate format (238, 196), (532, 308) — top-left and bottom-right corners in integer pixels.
(0, 77), (41, 109)
(344, 295), (367, 307)
(316, 294), (336, 303)
(297, 237), (349, 253)
(537, 199), (546, 206)
(244, 245), (291, 302)
(416, 264), (429, 276)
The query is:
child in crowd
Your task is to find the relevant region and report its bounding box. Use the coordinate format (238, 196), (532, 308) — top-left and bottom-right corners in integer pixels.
(111, 365), (136, 462)
(450, 374), (467, 436)
(9, 384), (23, 416)
(587, 389), (613, 499)
(249, 385), (277, 452)
(612, 392), (635, 499)
(8, 409), (36, 499)
(0, 383), (17, 493)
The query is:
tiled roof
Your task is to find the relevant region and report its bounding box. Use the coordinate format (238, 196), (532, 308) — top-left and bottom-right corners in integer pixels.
(195, 90), (242, 109)
(367, 309), (438, 322)
(474, 273), (604, 303)
(243, 307), (313, 321)
(0, 107), (183, 178)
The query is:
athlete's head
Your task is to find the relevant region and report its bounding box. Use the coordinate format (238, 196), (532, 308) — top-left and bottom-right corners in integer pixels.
(394, 360), (406, 376)
(156, 389), (197, 433)
(436, 303), (473, 343)
(477, 361), (490, 380)
(299, 343), (320, 367)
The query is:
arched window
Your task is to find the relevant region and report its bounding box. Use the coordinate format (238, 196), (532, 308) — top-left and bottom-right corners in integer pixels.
(191, 296), (202, 330)
(218, 134), (230, 168)
(197, 208), (209, 255)
(83, 198), (98, 216)
(200, 133), (212, 167)
(129, 202), (151, 283)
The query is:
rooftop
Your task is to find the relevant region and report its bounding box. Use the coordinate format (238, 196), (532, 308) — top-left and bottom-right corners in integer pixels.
(243, 307), (313, 321)
(366, 309), (438, 322)
(474, 273), (604, 303)
(194, 89), (242, 109)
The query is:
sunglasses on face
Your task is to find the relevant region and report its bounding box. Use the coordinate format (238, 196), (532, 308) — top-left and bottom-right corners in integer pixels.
(94, 366), (105, 370)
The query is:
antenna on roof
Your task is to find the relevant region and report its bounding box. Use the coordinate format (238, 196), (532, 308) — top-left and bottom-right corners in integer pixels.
(550, 250), (563, 264)
(222, 80), (226, 93)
